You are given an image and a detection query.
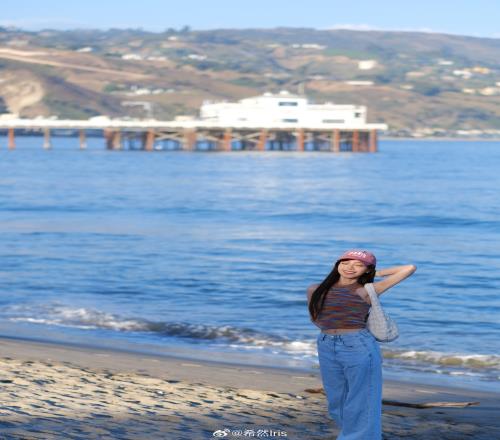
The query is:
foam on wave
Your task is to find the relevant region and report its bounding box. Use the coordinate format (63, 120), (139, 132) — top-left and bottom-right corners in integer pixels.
(5, 305), (500, 374)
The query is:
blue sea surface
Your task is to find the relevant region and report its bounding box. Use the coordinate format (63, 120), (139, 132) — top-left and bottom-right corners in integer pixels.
(0, 136), (499, 392)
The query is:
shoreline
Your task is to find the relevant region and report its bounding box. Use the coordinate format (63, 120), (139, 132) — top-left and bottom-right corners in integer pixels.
(0, 336), (499, 439)
(2, 329), (497, 394)
(1, 334), (498, 397)
(0, 334), (317, 394)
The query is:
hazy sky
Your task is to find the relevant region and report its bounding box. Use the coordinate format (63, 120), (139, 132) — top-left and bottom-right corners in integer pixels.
(1, 0), (499, 38)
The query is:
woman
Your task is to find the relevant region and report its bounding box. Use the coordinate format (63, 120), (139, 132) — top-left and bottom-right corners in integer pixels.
(307, 249), (416, 440)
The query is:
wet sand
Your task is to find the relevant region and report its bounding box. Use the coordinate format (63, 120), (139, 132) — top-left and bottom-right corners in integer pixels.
(0, 337), (498, 439)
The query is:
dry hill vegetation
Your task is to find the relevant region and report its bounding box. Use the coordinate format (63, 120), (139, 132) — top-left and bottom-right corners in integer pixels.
(0, 27), (499, 134)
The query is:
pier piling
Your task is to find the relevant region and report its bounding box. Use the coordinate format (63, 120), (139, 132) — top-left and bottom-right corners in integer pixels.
(8, 128), (15, 150)
(182, 129), (196, 151)
(79, 130), (87, 150)
(221, 129), (232, 151)
(369, 129), (378, 153)
(104, 129), (113, 150)
(331, 129), (340, 153)
(144, 129), (155, 151)
(352, 130), (359, 152)
(296, 129), (305, 152)
(112, 130), (122, 150)
(257, 130), (267, 151)
(43, 128), (52, 150)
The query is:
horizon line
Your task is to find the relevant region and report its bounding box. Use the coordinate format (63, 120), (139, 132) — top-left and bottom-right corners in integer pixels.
(0, 23), (499, 40)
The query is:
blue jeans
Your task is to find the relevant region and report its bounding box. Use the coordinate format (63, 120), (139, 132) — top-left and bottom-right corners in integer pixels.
(316, 328), (382, 440)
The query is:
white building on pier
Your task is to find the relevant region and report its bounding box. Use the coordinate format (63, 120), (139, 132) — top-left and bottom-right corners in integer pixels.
(200, 90), (386, 130)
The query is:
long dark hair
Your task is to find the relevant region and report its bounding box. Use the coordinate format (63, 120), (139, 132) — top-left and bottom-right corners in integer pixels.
(308, 260), (376, 321)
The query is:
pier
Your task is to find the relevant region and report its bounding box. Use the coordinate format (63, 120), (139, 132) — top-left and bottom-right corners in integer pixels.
(0, 92), (387, 152)
(1, 122), (382, 152)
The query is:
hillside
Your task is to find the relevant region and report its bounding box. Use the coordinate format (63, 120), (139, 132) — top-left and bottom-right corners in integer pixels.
(0, 27), (499, 135)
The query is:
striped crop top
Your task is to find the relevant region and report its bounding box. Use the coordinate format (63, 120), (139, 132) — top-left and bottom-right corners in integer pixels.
(311, 285), (370, 330)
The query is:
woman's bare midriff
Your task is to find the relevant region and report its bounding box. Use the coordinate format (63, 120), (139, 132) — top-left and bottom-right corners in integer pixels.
(321, 328), (365, 335)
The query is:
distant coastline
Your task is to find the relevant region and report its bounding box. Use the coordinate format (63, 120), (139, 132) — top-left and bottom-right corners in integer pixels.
(1, 27), (499, 131)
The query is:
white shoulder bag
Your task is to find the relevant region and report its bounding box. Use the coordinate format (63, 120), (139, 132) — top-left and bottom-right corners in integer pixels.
(365, 282), (399, 342)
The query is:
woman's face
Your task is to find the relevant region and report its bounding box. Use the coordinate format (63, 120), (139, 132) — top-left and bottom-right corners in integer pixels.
(338, 259), (368, 280)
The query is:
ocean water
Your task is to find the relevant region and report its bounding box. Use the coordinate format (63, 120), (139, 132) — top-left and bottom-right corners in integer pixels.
(0, 136), (499, 392)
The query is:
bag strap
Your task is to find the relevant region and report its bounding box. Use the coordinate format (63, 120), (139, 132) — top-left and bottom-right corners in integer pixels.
(364, 283), (380, 307)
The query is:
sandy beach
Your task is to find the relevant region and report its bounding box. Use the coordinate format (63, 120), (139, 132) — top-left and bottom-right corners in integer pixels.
(0, 337), (497, 439)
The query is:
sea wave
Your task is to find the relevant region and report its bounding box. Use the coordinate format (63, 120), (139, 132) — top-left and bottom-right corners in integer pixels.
(383, 349), (500, 370)
(4, 305), (500, 373)
(5, 304), (297, 346)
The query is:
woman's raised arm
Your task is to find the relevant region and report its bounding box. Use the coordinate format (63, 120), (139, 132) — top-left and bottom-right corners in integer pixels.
(373, 264), (416, 295)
